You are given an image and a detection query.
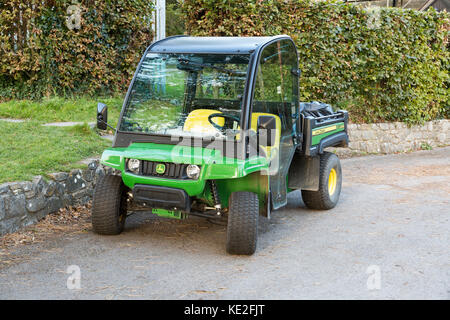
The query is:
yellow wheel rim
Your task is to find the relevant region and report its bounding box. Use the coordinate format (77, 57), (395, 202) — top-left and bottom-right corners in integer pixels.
(328, 168), (337, 196)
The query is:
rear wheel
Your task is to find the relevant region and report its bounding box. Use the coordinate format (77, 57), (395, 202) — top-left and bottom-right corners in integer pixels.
(226, 191), (259, 255)
(92, 175), (128, 235)
(302, 151), (342, 210)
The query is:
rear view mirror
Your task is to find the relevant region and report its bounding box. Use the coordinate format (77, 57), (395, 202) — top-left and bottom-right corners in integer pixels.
(97, 102), (108, 130)
(257, 115), (276, 147)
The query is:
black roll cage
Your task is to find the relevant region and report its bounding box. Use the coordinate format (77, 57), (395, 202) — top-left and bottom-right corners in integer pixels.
(112, 35), (299, 160)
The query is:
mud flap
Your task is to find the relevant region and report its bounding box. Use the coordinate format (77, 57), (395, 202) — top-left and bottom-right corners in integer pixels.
(287, 154), (320, 191)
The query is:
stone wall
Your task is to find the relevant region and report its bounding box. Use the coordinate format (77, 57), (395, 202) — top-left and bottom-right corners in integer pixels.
(0, 162), (112, 236)
(331, 119), (449, 157)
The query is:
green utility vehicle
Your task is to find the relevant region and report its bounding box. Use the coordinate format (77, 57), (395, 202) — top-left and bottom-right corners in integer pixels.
(93, 36), (349, 255)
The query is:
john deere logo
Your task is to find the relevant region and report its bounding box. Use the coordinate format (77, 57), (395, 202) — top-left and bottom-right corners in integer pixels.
(155, 163), (166, 174)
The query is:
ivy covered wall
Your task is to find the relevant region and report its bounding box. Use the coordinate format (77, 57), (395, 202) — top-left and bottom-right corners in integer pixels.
(183, 0), (449, 124)
(0, 0), (154, 99)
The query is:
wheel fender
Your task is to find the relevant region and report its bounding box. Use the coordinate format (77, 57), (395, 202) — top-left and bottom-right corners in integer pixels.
(287, 154), (320, 191)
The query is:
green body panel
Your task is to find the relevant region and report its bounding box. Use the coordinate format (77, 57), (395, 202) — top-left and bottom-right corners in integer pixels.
(199, 170), (269, 211)
(100, 143), (270, 206)
(311, 122), (345, 145)
(100, 125), (346, 212)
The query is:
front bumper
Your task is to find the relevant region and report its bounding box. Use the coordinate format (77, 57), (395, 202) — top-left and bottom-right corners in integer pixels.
(133, 184), (191, 212)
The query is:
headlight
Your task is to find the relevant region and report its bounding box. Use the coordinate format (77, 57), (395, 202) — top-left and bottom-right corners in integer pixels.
(186, 164), (200, 179)
(127, 159), (140, 173)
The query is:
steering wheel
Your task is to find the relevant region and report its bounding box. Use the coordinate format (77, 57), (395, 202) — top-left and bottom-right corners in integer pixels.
(208, 113), (240, 132)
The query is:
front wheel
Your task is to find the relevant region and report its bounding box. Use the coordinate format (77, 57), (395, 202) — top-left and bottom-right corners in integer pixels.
(302, 151), (342, 210)
(226, 191), (259, 255)
(92, 175), (128, 235)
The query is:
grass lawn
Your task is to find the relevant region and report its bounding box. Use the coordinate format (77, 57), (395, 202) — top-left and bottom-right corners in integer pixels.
(0, 96), (123, 124)
(0, 96), (123, 183)
(0, 121), (111, 183)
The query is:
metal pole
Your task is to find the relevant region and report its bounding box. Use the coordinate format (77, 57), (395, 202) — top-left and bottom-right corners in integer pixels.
(153, 0), (166, 41)
(152, 0), (166, 94)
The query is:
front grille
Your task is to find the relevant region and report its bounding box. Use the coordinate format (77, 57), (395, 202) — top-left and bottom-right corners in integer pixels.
(139, 160), (191, 179)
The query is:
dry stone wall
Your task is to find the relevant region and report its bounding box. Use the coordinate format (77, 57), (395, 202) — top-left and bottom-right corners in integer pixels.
(0, 162), (112, 235)
(332, 120), (449, 157)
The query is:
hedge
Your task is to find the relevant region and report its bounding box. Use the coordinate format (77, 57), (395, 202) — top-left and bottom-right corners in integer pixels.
(0, 0), (154, 99)
(182, 0), (449, 124)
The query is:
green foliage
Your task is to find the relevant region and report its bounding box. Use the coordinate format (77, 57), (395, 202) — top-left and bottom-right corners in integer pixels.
(167, 0), (186, 36)
(0, 0), (154, 100)
(420, 142), (433, 150)
(183, 0), (449, 124)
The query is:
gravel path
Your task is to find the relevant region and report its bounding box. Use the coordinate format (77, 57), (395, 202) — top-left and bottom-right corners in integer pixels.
(0, 147), (449, 299)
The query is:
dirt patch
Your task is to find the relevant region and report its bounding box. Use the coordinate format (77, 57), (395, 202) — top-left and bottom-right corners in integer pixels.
(0, 204), (91, 268)
(344, 166), (402, 185)
(400, 164), (450, 177)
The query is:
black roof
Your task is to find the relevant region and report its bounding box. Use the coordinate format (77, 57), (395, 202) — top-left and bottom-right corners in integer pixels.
(149, 35), (291, 54)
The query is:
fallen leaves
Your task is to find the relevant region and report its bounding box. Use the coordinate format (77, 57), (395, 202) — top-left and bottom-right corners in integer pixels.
(0, 202), (92, 268)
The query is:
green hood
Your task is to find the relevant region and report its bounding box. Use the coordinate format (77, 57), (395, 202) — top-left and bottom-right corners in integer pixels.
(100, 142), (268, 195)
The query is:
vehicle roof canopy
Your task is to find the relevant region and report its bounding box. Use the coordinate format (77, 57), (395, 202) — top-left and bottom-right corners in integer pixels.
(148, 35), (292, 55)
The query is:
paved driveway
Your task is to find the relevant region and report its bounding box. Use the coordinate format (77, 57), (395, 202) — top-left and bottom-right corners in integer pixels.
(1, 147), (449, 299)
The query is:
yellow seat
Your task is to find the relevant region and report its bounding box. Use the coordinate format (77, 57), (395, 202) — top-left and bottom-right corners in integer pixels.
(183, 109), (225, 135)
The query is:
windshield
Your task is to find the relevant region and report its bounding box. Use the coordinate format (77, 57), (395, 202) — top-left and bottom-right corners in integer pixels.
(119, 52), (250, 140)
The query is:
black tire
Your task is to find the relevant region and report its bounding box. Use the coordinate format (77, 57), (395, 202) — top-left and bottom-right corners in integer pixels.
(226, 191), (259, 255)
(301, 151), (342, 210)
(92, 175), (128, 235)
